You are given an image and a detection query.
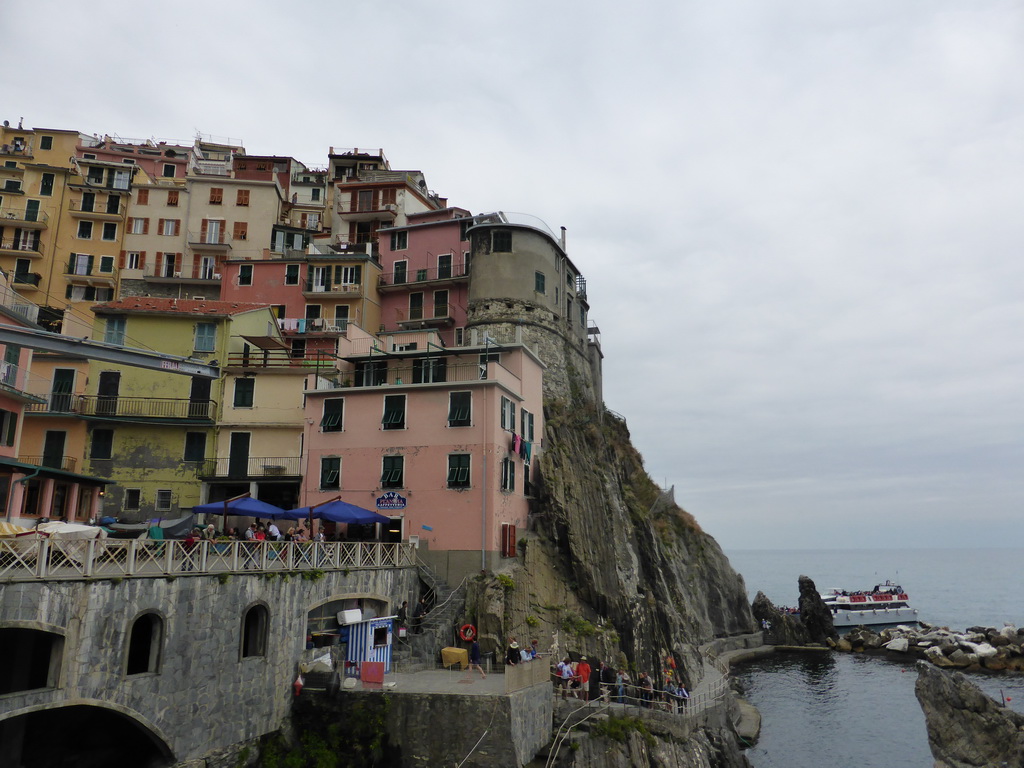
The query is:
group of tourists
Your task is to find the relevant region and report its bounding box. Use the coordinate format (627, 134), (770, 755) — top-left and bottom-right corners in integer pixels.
(504, 637), (541, 665)
(554, 657), (691, 712)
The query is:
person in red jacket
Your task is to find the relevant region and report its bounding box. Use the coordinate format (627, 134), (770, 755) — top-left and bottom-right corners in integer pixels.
(576, 656), (592, 702)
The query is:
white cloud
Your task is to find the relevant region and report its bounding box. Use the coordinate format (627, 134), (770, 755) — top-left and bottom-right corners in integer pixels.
(6, 0), (1022, 549)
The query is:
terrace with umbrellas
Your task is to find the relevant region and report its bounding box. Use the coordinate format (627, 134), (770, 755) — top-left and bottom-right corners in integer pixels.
(0, 493), (414, 582)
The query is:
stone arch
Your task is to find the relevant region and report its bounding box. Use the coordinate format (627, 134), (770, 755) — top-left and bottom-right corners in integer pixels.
(124, 609), (166, 676)
(0, 699), (174, 767)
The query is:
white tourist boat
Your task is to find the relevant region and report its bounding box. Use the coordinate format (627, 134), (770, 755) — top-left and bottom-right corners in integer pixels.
(821, 581), (919, 628)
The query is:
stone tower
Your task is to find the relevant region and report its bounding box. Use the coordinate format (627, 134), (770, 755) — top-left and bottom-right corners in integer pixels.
(464, 212), (603, 403)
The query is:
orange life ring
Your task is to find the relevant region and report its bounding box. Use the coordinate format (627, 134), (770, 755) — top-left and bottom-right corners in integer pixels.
(460, 624), (477, 642)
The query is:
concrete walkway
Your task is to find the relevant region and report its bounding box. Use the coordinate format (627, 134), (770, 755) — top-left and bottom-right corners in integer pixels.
(368, 667), (508, 696)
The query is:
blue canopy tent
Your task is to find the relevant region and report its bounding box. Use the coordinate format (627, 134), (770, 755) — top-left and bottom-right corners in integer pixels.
(193, 494), (300, 533)
(289, 498), (390, 526)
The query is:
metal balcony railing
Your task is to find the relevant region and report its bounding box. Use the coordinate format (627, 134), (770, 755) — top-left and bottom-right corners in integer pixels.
(188, 229), (228, 246)
(193, 160), (231, 176)
(273, 318), (349, 335)
(0, 142), (32, 157)
(311, 361), (490, 391)
(393, 303), (456, 324)
(303, 278), (362, 295)
(0, 206), (48, 224)
(17, 455), (77, 472)
(227, 350), (336, 369)
(0, 283), (40, 323)
(11, 272), (41, 287)
(65, 260), (116, 278)
(0, 360), (33, 393)
(69, 198), (124, 215)
(380, 262), (468, 286)
(195, 456), (302, 478)
(336, 200), (399, 214)
(75, 396), (216, 420)
(0, 238), (41, 253)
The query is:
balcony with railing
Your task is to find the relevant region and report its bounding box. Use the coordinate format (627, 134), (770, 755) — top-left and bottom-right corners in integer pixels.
(0, 141), (33, 158)
(11, 271), (42, 289)
(0, 361), (47, 402)
(0, 237), (42, 256)
(65, 260), (116, 286)
(193, 159), (232, 176)
(17, 455), (76, 472)
(378, 262), (468, 290)
(291, 170), (328, 184)
(25, 394), (216, 421)
(226, 349), (338, 370)
(0, 206), (48, 227)
(336, 198), (399, 215)
(393, 302), (457, 328)
(274, 317), (349, 335)
(69, 198), (124, 218)
(302, 278), (363, 297)
(188, 230), (231, 251)
(309, 359), (522, 392)
(0, 282), (40, 324)
(196, 456), (302, 479)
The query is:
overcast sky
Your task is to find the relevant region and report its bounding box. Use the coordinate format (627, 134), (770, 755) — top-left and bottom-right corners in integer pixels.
(5, 0), (1022, 550)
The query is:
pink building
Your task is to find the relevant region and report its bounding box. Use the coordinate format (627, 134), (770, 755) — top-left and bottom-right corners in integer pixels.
(302, 326), (544, 582)
(377, 208), (473, 347)
(221, 243), (381, 362)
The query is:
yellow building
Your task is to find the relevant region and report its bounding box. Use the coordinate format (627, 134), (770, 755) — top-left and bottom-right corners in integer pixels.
(83, 297), (300, 519)
(0, 125), (87, 333)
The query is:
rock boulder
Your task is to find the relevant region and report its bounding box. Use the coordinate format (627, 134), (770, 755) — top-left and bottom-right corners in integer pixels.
(796, 575), (838, 644)
(914, 661), (1024, 768)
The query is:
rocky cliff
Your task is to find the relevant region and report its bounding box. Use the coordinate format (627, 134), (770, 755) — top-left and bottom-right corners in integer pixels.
(466, 392), (755, 765)
(914, 660), (1024, 768)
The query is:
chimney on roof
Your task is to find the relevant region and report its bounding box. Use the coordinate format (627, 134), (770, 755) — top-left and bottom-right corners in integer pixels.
(560, 226), (567, 250)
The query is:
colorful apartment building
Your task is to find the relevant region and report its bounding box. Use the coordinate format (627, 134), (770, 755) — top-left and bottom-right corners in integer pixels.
(0, 121), (605, 582)
(81, 298), (290, 518)
(0, 125), (88, 333)
(303, 325), (543, 580)
(377, 207), (473, 346)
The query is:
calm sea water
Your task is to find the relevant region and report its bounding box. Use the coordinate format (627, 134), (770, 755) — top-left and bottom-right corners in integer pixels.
(726, 548), (1024, 768)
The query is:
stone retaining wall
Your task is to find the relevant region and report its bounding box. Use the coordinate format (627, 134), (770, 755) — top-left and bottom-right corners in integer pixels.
(0, 567), (418, 764)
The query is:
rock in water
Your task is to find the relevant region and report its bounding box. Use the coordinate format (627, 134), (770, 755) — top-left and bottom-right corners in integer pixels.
(914, 660), (1024, 768)
(796, 575), (838, 644)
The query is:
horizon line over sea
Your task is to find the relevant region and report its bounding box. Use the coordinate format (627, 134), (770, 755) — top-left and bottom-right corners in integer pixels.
(725, 547), (1024, 631)
(728, 547), (1024, 768)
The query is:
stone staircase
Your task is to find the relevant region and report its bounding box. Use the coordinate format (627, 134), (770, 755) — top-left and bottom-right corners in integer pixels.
(392, 560), (467, 670)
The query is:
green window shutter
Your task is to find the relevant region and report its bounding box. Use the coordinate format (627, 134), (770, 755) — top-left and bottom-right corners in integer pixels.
(5, 411), (17, 446)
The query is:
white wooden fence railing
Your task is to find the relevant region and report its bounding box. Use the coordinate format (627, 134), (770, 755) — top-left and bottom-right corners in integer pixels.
(0, 539), (416, 582)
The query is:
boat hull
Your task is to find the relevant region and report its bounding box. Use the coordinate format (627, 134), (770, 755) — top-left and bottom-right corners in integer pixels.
(831, 606), (919, 628)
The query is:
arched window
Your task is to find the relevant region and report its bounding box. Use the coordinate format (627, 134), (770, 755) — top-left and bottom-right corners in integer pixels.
(241, 605), (269, 658)
(125, 613), (163, 675)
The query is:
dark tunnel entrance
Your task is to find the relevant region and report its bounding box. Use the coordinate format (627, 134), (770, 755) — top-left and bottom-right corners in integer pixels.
(0, 705), (173, 768)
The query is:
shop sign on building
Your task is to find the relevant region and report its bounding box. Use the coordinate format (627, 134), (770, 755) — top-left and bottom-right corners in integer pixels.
(376, 491), (407, 510)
